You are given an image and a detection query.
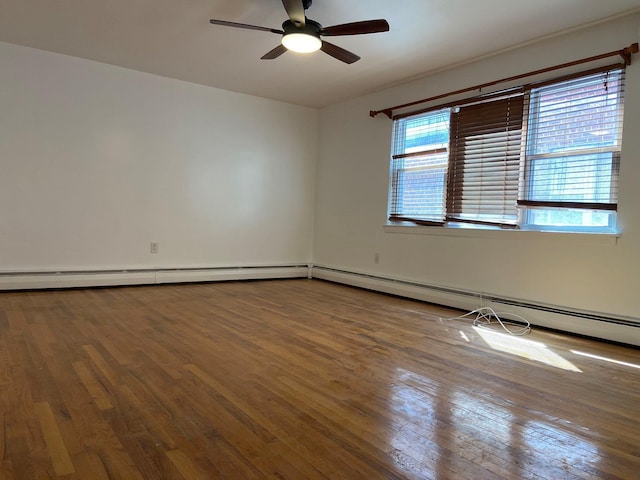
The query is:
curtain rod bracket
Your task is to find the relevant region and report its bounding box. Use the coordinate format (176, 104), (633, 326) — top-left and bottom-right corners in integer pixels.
(621, 42), (639, 65)
(369, 109), (392, 119)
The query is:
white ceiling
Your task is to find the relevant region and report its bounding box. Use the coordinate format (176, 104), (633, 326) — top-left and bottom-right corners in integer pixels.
(1, 0), (639, 108)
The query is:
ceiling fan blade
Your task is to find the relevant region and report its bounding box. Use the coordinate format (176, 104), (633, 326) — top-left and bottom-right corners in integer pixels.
(209, 19), (283, 34)
(321, 19), (390, 36)
(281, 0), (306, 27)
(261, 44), (288, 60)
(321, 41), (360, 64)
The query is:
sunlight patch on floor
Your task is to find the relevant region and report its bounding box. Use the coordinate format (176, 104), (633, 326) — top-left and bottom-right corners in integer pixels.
(474, 327), (582, 372)
(571, 350), (640, 369)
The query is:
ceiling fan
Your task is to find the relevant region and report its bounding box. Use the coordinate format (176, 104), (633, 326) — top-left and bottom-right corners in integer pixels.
(209, 0), (390, 64)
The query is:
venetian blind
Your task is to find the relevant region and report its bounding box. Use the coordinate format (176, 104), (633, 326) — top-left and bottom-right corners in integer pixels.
(447, 95), (525, 227)
(518, 67), (625, 212)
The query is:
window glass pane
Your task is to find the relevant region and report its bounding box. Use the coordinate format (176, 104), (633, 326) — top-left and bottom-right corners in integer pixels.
(527, 152), (615, 203)
(529, 70), (623, 155)
(527, 209), (614, 228)
(394, 153), (448, 218)
(400, 113), (449, 154)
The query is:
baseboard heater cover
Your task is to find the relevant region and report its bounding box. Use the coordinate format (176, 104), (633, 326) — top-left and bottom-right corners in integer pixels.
(311, 266), (640, 347)
(155, 266), (309, 284)
(0, 271), (157, 290)
(312, 266), (480, 311)
(0, 265), (310, 291)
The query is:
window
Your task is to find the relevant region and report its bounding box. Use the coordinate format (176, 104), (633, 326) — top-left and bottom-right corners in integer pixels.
(388, 67), (625, 232)
(519, 69), (624, 230)
(389, 109), (450, 225)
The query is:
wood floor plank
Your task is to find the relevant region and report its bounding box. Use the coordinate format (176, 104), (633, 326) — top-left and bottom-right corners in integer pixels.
(116, 383), (177, 450)
(0, 336), (10, 388)
(68, 451), (111, 480)
(82, 344), (119, 387)
(166, 449), (208, 480)
(33, 401), (75, 476)
(72, 360), (113, 411)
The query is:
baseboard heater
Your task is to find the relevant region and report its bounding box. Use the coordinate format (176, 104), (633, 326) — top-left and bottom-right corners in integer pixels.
(0, 265), (310, 291)
(311, 266), (640, 347)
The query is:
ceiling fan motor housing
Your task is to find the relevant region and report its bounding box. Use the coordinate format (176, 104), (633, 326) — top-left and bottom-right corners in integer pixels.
(282, 19), (321, 37)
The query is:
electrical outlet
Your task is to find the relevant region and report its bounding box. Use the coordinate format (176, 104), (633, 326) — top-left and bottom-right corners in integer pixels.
(150, 242), (159, 254)
(374, 253), (380, 264)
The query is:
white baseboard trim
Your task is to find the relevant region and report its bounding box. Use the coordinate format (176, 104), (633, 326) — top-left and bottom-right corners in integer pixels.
(311, 265), (640, 347)
(0, 265), (310, 290)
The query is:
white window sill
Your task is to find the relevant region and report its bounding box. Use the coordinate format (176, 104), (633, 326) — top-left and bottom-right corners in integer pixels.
(383, 222), (620, 245)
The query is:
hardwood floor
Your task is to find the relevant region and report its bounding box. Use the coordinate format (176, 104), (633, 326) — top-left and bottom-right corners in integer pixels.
(0, 279), (639, 479)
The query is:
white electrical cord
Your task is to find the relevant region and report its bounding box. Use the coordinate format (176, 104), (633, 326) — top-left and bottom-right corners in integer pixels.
(448, 306), (531, 336)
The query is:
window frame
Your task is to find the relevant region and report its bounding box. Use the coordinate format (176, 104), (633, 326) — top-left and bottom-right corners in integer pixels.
(387, 65), (625, 234)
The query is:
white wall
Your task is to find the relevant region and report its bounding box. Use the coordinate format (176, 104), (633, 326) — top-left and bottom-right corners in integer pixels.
(314, 14), (640, 325)
(0, 41), (318, 271)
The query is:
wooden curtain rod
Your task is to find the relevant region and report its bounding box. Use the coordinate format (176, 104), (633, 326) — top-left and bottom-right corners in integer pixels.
(370, 42), (639, 119)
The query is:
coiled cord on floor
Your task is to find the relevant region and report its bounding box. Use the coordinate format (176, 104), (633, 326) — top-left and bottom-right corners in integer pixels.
(448, 306), (531, 336)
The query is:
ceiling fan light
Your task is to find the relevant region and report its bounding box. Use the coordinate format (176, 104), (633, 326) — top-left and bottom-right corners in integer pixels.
(281, 33), (321, 53)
